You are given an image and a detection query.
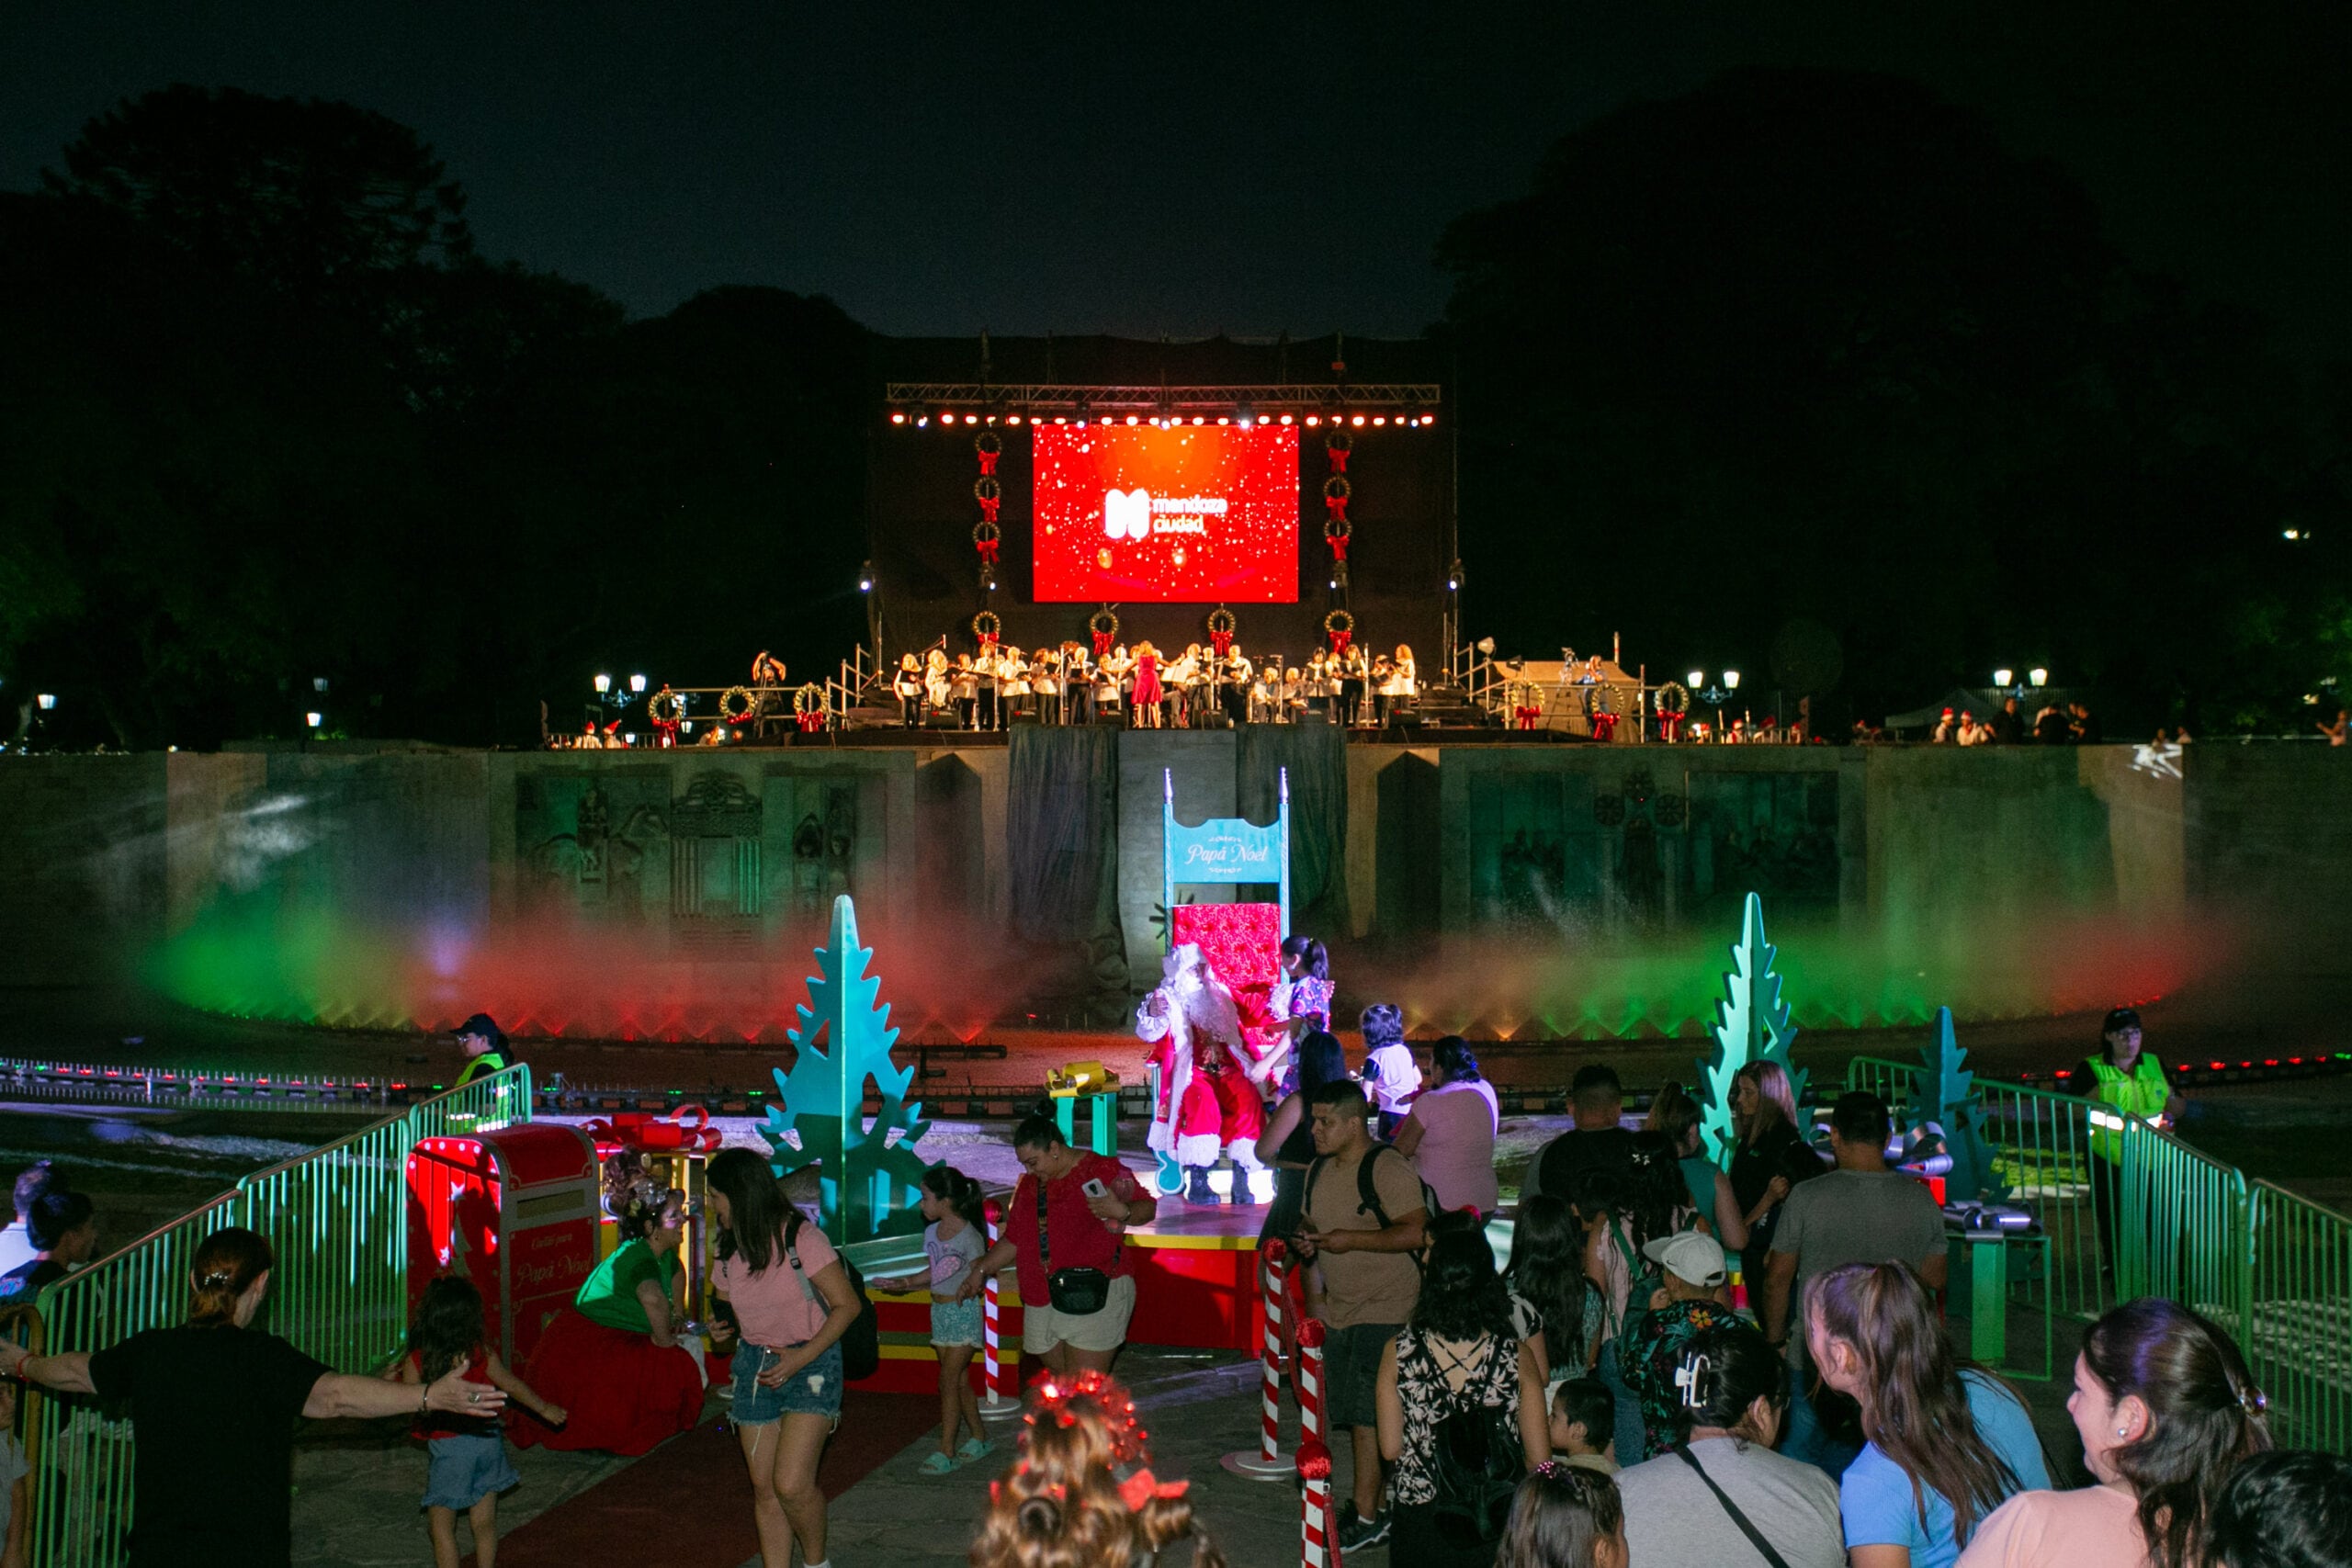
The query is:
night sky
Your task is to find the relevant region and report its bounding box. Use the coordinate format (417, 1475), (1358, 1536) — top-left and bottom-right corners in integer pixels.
(4, 3), (2346, 354)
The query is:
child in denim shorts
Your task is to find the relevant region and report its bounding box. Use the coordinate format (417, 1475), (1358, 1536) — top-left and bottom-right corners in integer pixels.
(876, 1164), (995, 1475)
(388, 1277), (566, 1568)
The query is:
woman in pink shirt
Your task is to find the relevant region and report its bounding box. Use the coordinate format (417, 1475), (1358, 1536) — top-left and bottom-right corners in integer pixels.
(1393, 1036), (1499, 1215)
(709, 1149), (862, 1568)
(1959, 1298), (2270, 1568)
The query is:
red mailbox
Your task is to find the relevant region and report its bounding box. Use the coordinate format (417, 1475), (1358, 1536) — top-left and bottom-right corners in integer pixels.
(406, 1123), (601, 1367)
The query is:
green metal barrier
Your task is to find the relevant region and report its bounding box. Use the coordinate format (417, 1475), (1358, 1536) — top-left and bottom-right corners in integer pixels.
(2246, 1180), (2352, 1454)
(21, 1066), (532, 1568)
(2117, 1116), (2252, 1334)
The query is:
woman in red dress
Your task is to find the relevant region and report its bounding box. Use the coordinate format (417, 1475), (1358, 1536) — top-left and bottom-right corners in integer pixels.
(1130, 640), (1163, 728)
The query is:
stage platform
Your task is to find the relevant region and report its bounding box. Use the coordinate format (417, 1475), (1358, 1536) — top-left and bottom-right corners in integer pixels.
(855, 1195), (1273, 1393)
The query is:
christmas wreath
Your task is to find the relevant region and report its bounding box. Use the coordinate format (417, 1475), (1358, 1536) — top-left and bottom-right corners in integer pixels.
(973, 428), (1002, 472)
(646, 687), (688, 727)
(1322, 515), (1352, 561)
(1323, 609), (1354, 652)
(1205, 607), (1236, 657)
(972, 609), (1003, 646)
(718, 685), (759, 725)
(972, 518), (1001, 562)
(1088, 606), (1119, 656)
(1656, 681), (1690, 718)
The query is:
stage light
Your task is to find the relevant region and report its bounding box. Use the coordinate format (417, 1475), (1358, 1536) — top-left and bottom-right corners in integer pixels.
(1216, 416), (1230, 425)
(1351, 414), (1366, 426)
(1724, 670), (1741, 691)
(1237, 401), (1255, 428)
(1687, 670), (1704, 689)
(1994, 668), (2014, 688)
(1125, 413), (1138, 425)
(1099, 414), (1113, 425)
(1373, 415), (1387, 426)
(1192, 415), (1205, 425)
(1007, 413), (1023, 425)
(2030, 667), (2048, 687)
(985, 413), (998, 424)
(1329, 578), (1339, 591)
(629, 673), (647, 694)
(1476, 637), (1496, 656)
(1447, 558), (1464, 592)
(594, 673), (612, 694)
(1279, 413), (1295, 424)
(1052, 415), (1068, 424)
(941, 411), (957, 425)
(915, 413), (931, 427)
(305, 711), (322, 729)
(35, 694), (56, 711)
(859, 560), (875, 592)
(1423, 413), (1437, 426)
(1306, 414), (1322, 426)
(889, 410), (907, 424)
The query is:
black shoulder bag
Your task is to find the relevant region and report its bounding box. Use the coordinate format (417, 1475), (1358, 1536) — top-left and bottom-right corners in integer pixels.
(1038, 1177), (1117, 1315)
(1673, 1445), (1792, 1568)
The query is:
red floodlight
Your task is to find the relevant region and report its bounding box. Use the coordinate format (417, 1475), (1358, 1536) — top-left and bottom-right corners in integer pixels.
(1008, 413), (1023, 425)
(1279, 413), (1295, 424)
(1216, 415), (1230, 425)
(1125, 413), (1139, 425)
(1351, 413), (1366, 427)
(941, 412), (958, 424)
(1373, 415), (1387, 426)
(1306, 414), (1322, 426)
(889, 411), (907, 424)
(1192, 415), (1205, 425)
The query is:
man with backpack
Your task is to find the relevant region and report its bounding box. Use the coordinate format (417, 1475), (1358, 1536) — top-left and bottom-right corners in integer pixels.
(1291, 1079), (1431, 1554)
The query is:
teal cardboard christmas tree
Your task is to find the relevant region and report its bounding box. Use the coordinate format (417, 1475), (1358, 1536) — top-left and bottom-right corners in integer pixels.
(763, 894), (933, 1244)
(1919, 1006), (2007, 1203)
(1696, 893), (1808, 1165)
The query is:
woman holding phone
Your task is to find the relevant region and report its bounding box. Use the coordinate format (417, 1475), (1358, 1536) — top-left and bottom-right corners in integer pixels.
(955, 1112), (1155, 1374)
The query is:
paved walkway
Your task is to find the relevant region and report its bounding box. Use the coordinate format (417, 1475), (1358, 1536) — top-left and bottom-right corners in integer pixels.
(289, 1286), (2091, 1567)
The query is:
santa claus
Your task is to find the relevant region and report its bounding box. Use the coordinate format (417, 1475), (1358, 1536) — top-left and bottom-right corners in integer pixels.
(1136, 942), (1247, 1201)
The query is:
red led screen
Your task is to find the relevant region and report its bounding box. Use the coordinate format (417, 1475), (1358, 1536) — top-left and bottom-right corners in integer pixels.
(1031, 425), (1299, 603)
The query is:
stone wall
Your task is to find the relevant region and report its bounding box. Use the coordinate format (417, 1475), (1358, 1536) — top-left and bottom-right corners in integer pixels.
(4, 739), (2344, 998)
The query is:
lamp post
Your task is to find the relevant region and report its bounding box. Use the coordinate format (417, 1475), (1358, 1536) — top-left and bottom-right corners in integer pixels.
(1692, 671), (1740, 740)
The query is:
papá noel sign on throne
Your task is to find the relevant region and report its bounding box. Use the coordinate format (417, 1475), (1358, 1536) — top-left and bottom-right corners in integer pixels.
(1143, 768), (1293, 1197)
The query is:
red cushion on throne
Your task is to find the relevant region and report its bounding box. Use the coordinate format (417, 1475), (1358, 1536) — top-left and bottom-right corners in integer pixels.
(1170, 903), (1285, 1061)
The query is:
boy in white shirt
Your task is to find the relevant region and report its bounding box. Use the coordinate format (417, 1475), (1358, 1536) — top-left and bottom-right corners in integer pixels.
(1356, 1004), (1421, 1140)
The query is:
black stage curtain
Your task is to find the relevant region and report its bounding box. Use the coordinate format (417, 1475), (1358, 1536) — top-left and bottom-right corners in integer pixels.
(1008, 727), (1123, 947)
(1240, 723), (1350, 937)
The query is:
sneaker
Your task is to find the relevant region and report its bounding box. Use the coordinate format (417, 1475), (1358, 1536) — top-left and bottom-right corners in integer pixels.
(954, 1438), (996, 1467)
(1336, 1505), (1390, 1553)
(919, 1450), (958, 1476)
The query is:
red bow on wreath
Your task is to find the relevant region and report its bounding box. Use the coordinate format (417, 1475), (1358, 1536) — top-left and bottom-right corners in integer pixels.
(1324, 494), (1349, 525)
(1515, 704), (1543, 730)
(1593, 713), (1620, 741)
(1329, 630), (1352, 653)
(979, 634), (1000, 653)
(1210, 630), (1233, 657)
(976, 536), (1000, 562)
(1327, 446), (1351, 475)
(583, 1105), (722, 1154)
(1092, 629), (1114, 656)
(796, 710), (825, 733)
(976, 450), (999, 477)
(1328, 534), (1350, 563)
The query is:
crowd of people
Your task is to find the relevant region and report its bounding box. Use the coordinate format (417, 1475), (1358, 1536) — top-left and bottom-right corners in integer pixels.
(890, 639), (1420, 729)
(0, 988), (2346, 1568)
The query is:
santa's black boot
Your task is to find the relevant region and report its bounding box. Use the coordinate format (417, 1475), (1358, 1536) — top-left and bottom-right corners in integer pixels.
(1185, 1166), (1216, 1205)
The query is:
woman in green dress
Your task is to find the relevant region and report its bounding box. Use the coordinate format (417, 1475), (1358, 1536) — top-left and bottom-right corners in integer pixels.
(514, 1171), (706, 1454)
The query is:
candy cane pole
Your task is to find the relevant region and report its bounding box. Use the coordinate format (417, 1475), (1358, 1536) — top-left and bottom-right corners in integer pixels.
(1295, 1317), (1340, 1568)
(978, 1198), (1021, 1419)
(1220, 1240), (1294, 1477)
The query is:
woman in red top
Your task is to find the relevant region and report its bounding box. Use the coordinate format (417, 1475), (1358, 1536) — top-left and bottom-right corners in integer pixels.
(1131, 641), (1163, 728)
(955, 1113), (1156, 1374)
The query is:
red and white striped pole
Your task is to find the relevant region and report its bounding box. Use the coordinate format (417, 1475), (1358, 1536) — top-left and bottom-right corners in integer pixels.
(978, 1197), (1021, 1419)
(1220, 1239), (1295, 1477)
(1295, 1316), (1341, 1568)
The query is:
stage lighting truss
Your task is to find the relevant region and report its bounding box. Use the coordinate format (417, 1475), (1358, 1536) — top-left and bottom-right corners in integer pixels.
(882, 382), (1440, 429)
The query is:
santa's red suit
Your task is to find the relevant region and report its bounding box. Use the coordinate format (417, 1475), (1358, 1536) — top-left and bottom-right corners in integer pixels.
(1136, 943), (1267, 1203)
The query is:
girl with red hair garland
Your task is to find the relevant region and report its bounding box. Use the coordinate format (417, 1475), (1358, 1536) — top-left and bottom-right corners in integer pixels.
(969, 1371), (1225, 1568)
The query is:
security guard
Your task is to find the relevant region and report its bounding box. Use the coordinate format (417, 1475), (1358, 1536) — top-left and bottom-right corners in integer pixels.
(2073, 1006), (2187, 1273)
(451, 1013), (512, 1089)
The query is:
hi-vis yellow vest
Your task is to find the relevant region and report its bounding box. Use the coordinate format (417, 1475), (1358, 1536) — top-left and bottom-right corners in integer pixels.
(2086, 1054), (2170, 1163)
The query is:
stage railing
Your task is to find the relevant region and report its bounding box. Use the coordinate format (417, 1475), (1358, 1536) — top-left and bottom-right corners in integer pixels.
(1844, 1055), (2352, 1455)
(2246, 1179), (2352, 1454)
(20, 1066), (533, 1568)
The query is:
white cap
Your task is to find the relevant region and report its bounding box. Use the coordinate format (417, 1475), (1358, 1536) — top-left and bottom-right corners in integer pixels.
(1643, 1230), (1728, 1289)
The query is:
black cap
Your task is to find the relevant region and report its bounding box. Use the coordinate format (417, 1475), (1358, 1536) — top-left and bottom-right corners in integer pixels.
(2101, 1007), (2142, 1034)
(455, 1013), (507, 1047)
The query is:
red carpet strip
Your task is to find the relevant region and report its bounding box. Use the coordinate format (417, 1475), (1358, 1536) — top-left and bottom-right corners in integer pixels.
(480, 1391), (942, 1567)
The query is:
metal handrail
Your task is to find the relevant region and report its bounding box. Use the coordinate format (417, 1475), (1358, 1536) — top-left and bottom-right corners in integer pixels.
(19, 1066), (533, 1567)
